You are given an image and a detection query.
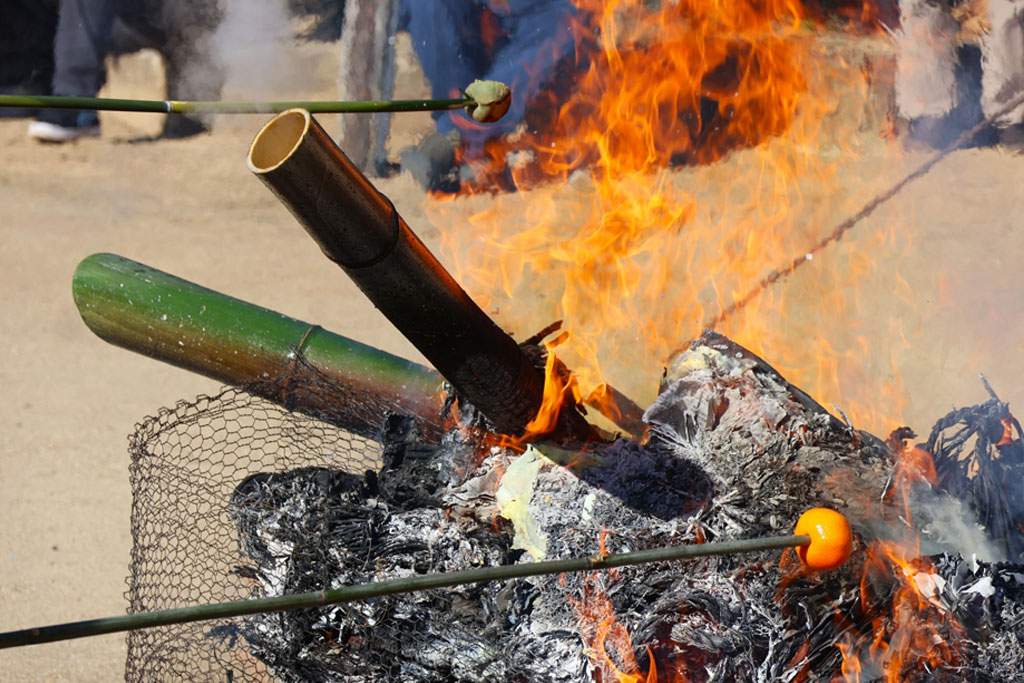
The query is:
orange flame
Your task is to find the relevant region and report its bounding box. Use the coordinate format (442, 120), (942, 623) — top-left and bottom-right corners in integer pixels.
(839, 539), (962, 681)
(885, 444), (938, 525)
(568, 571), (664, 683)
(496, 333), (584, 447)
(419, 1), (953, 678)
(897, 447), (938, 486)
(468, 0), (809, 186)
(833, 440), (960, 679)
(996, 415), (1017, 447)
(430, 0), (907, 437)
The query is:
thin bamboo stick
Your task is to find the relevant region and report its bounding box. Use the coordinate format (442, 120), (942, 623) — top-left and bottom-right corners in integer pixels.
(0, 534), (810, 649)
(0, 93), (472, 115)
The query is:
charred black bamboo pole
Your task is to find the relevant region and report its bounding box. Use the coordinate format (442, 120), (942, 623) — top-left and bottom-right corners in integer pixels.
(72, 253), (444, 437)
(247, 109), (593, 440)
(0, 533), (810, 649)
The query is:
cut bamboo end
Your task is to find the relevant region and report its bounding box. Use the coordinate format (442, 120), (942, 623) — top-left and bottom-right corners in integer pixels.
(247, 108), (310, 173)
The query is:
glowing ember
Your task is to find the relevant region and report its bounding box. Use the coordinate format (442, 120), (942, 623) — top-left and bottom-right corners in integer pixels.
(997, 416), (1016, 447)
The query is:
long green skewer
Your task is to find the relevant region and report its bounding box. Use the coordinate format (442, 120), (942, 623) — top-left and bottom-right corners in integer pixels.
(0, 534), (809, 649)
(0, 93), (472, 115)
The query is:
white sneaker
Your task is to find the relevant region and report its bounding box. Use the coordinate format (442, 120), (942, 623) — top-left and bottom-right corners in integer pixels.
(28, 120), (101, 143)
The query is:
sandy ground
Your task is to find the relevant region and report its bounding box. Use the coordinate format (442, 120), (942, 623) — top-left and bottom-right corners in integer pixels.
(1, 34), (1023, 682)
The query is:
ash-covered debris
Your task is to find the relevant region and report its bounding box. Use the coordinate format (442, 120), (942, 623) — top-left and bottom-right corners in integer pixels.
(229, 418), (521, 682)
(230, 416), (592, 682)
(230, 466), (377, 597)
(231, 470), (520, 681)
(644, 330), (892, 540)
(226, 332), (1024, 682)
(927, 398), (1024, 562)
(932, 555), (1024, 682)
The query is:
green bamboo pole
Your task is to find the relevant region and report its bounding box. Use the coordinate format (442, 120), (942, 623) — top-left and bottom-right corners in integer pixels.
(0, 534), (810, 649)
(72, 253), (444, 435)
(0, 94), (471, 115)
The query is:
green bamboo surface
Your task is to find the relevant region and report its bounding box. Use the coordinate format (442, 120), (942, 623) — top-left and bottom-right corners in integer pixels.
(0, 94), (471, 115)
(72, 253), (443, 432)
(0, 534), (810, 649)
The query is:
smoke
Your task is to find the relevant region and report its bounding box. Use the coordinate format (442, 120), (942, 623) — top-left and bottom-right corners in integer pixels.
(212, 0), (302, 98)
(858, 481), (1007, 566)
(914, 488), (1007, 564)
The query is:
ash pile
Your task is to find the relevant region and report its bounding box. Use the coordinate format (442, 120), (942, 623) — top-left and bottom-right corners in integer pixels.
(228, 331), (1024, 682)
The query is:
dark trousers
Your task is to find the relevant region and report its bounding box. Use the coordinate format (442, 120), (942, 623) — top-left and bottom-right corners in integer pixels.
(400, 0), (577, 153)
(42, 0), (140, 126)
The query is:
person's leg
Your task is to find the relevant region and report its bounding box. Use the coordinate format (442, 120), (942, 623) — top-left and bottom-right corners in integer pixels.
(434, 0), (578, 153)
(400, 0), (578, 189)
(30, 0), (118, 138)
(400, 0), (492, 104)
(894, 0), (960, 144)
(398, 0), (493, 191)
(980, 0), (1024, 130)
(52, 0), (119, 94)
(159, 0), (223, 138)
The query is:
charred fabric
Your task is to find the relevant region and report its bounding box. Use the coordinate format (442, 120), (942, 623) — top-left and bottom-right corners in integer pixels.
(222, 331), (1024, 682)
(119, 110), (1024, 681)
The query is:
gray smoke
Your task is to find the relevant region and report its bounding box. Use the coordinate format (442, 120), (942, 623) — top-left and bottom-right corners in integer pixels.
(212, 0), (299, 98)
(915, 488), (1007, 565)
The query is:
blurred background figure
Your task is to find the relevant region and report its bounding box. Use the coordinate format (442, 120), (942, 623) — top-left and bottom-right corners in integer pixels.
(26, 0), (223, 143)
(29, 0), (132, 142)
(895, 0), (1024, 148)
(398, 0), (578, 192)
(0, 0), (57, 119)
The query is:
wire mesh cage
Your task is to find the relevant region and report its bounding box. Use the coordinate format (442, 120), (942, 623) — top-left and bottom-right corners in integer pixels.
(124, 360), (441, 681)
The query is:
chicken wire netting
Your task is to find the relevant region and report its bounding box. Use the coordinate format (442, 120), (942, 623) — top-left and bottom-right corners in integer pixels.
(123, 359), (443, 682)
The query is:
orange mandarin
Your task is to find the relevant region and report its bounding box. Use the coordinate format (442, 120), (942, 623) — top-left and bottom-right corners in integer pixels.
(794, 508), (852, 571)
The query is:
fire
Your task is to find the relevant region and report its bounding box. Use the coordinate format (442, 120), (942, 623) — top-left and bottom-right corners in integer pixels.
(429, 0), (908, 436)
(568, 571), (666, 683)
(838, 540), (962, 681)
(835, 443), (962, 680)
(887, 443), (938, 524)
(521, 332), (581, 438)
(896, 447), (937, 486)
(494, 331), (586, 448)
(464, 0), (808, 185)
(418, 1), (961, 679)
(996, 415), (1017, 447)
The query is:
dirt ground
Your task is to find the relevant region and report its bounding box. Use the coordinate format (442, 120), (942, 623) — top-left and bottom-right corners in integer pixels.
(1, 35), (1023, 682)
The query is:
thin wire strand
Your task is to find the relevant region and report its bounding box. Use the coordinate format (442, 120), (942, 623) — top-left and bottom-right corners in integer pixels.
(706, 89), (1024, 330)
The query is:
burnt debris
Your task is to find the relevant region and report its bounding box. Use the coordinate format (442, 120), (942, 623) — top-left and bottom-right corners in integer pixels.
(124, 332), (1024, 681)
(218, 332), (1024, 681)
